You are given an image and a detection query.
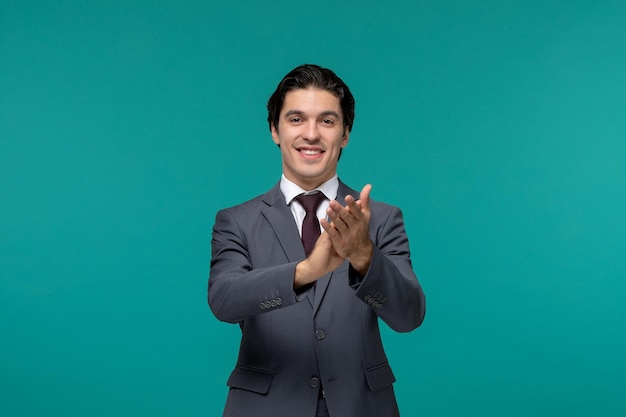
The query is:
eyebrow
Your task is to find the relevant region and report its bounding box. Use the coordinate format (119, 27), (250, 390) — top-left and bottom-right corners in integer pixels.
(283, 110), (341, 119)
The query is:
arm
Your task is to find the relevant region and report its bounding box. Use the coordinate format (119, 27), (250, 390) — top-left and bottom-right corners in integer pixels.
(322, 185), (425, 332)
(208, 208), (299, 323)
(350, 205), (426, 332)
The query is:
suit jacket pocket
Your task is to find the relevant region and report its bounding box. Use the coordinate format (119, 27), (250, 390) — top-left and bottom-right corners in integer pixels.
(227, 365), (274, 395)
(364, 363), (396, 391)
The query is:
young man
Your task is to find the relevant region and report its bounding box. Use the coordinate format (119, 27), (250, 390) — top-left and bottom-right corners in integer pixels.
(208, 64), (425, 417)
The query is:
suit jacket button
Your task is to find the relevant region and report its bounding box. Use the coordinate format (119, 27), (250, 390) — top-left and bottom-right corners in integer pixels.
(276, 297), (282, 306)
(315, 329), (326, 340)
(259, 302), (266, 310)
(310, 377), (320, 388)
(270, 299), (277, 307)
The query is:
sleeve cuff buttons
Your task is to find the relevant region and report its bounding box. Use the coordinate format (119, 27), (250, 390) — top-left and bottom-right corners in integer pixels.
(259, 297), (283, 310)
(364, 293), (384, 310)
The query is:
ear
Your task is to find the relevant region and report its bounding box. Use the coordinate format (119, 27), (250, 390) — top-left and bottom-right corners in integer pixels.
(271, 124), (280, 145)
(341, 128), (350, 148)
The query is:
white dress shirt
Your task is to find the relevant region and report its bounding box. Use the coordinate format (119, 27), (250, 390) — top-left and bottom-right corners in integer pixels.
(279, 174), (339, 237)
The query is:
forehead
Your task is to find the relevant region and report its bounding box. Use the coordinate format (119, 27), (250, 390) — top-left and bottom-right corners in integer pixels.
(280, 88), (342, 115)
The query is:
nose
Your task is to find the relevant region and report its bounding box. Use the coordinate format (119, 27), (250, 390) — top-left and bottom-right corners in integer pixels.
(302, 120), (320, 141)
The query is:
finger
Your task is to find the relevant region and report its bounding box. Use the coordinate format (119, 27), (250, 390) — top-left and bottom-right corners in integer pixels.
(329, 196), (359, 224)
(336, 204), (357, 228)
(321, 219), (345, 252)
(326, 206), (349, 234)
(320, 219), (336, 236)
(344, 194), (363, 221)
(330, 199), (357, 227)
(327, 201), (351, 226)
(358, 184), (372, 213)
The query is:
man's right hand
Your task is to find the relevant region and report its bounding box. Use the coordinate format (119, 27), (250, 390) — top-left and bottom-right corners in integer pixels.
(294, 232), (344, 289)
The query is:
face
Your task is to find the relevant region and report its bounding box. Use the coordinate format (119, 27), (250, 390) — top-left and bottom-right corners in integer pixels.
(271, 88), (349, 190)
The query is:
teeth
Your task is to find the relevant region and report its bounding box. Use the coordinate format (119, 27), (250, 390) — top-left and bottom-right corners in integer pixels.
(301, 149), (321, 155)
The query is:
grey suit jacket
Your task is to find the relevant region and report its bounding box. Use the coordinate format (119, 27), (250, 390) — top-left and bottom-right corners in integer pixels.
(209, 181), (425, 417)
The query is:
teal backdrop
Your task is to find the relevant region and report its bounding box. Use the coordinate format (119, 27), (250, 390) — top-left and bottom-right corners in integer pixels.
(1, 1), (625, 416)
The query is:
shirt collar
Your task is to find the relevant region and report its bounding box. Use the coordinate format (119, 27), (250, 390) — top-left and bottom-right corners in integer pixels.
(280, 174), (339, 205)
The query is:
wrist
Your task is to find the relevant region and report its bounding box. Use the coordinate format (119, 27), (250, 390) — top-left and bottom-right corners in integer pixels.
(349, 241), (374, 277)
(294, 260), (310, 289)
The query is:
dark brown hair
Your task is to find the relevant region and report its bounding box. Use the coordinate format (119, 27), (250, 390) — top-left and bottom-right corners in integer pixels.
(267, 64), (355, 133)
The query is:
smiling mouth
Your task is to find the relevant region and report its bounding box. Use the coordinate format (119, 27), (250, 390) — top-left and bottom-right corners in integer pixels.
(299, 149), (323, 156)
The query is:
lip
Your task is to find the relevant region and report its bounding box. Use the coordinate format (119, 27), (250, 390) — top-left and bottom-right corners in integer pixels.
(296, 146), (325, 159)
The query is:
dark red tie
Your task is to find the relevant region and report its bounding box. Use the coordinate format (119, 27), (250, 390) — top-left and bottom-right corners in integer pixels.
(294, 192), (326, 256)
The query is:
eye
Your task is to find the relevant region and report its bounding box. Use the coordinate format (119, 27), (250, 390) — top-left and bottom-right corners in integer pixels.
(321, 118), (335, 125)
(289, 117), (302, 123)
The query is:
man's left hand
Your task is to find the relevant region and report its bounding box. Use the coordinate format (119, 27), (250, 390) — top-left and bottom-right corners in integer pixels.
(321, 184), (374, 276)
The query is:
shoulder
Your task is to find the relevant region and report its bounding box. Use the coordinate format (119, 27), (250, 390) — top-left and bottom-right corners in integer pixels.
(338, 180), (404, 227)
(212, 184), (286, 236)
(218, 193), (266, 216)
(339, 180), (401, 216)
(212, 194), (267, 241)
(369, 199), (403, 226)
(216, 183), (282, 216)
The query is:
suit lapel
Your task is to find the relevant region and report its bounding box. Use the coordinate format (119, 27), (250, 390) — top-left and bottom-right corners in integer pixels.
(260, 184), (314, 306)
(260, 183), (306, 263)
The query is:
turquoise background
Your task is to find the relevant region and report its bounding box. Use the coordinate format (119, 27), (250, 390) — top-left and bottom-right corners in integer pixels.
(2, 0), (625, 415)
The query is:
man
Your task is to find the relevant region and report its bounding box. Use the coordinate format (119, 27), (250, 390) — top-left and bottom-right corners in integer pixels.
(208, 64), (425, 417)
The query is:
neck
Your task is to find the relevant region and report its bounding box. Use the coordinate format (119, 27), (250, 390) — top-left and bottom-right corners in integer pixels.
(284, 175), (334, 191)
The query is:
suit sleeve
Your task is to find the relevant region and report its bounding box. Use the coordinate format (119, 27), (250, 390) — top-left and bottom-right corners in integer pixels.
(208, 208), (299, 323)
(350, 205), (426, 332)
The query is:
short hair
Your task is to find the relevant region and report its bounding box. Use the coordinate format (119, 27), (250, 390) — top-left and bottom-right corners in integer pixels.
(267, 64), (355, 133)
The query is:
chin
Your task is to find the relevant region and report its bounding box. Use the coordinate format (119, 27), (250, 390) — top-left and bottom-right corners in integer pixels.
(300, 168), (327, 178)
